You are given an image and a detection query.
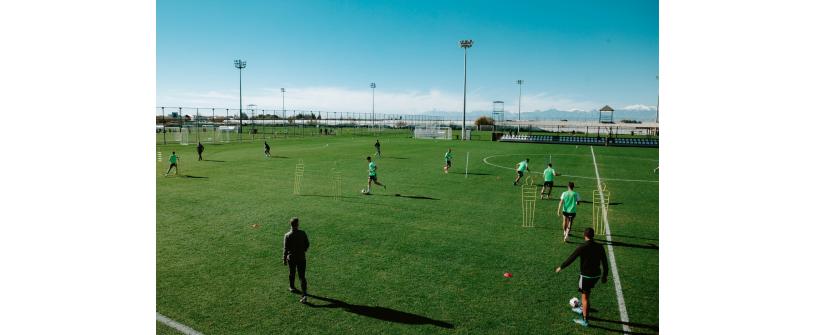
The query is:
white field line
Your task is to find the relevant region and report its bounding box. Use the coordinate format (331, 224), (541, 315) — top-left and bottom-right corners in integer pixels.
(590, 146), (631, 334)
(156, 312), (205, 335)
(481, 154), (658, 183)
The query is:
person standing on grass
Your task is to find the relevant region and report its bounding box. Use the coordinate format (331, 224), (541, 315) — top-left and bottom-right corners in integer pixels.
(556, 227), (608, 328)
(540, 163), (559, 199)
(443, 148), (453, 174)
(164, 151), (178, 176)
(264, 140), (271, 158)
(557, 181), (581, 242)
(196, 142), (204, 161)
(364, 156), (386, 194)
(513, 158), (530, 185)
(283, 217), (310, 304)
(374, 139), (381, 157)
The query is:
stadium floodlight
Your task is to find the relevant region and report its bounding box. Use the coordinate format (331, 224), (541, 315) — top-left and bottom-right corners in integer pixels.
(516, 80), (524, 133)
(459, 39), (473, 140)
(234, 59), (247, 142)
(281, 88), (286, 119)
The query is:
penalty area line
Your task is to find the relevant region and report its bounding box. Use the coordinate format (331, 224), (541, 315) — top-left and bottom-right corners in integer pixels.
(156, 312), (205, 335)
(590, 146), (631, 334)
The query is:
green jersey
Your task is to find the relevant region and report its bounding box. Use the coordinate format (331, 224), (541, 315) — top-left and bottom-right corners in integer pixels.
(560, 190), (580, 213)
(368, 161), (377, 176)
(517, 161), (528, 172)
(169, 154), (177, 164)
(544, 167), (556, 182)
(444, 151), (453, 161)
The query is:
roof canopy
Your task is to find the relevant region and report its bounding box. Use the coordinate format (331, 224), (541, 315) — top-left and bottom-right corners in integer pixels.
(599, 105), (614, 111)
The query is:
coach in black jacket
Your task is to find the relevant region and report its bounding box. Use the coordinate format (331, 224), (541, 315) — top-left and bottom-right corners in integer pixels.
(283, 217), (310, 303)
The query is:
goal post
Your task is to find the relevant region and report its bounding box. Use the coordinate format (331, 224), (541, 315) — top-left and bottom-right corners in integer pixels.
(414, 126), (452, 140)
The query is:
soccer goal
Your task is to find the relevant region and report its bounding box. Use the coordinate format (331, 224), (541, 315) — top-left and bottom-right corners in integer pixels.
(216, 126), (237, 143)
(414, 126), (452, 140)
(164, 126), (189, 144)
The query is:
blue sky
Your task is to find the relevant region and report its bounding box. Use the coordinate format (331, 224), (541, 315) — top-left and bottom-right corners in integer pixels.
(157, 0), (658, 115)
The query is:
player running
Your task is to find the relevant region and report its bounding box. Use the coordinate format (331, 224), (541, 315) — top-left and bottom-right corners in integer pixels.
(197, 142), (204, 161)
(540, 163), (559, 199)
(374, 139), (381, 157)
(264, 140), (271, 158)
(513, 158), (530, 185)
(443, 148), (453, 173)
(557, 181), (581, 242)
(164, 151), (179, 176)
(555, 227), (609, 327)
(363, 156), (386, 194)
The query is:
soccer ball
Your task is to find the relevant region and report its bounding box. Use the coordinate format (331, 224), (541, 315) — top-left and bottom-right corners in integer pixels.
(361, 189), (367, 194)
(569, 297), (581, 308)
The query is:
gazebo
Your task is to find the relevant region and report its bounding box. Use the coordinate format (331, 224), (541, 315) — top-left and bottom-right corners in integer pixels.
(599, 105), (614, 123)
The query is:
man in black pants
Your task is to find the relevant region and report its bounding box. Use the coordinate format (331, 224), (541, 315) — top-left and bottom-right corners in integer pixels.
(283, 217), (310, 303)
(196, 142), (204, 161)
(556, 227), (609, 327)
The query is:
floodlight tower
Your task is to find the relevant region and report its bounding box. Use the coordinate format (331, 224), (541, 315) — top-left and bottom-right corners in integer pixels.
(459, 39), (473, 140)
(516, 79), (524, 133)
(370, 83), (376, 129)
(234, 59), (247, 142)
(281, 88), (286, 118)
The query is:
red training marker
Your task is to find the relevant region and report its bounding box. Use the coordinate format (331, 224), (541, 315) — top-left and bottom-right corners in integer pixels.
(503, 272), (513, 278)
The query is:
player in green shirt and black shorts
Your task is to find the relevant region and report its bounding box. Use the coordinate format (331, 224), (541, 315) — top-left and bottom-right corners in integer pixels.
(443, 148), (453, 174)
(557, 181), (581, 242)
(513, 158), (530, 185)
(540, 163), (559, 199)
(364, 156), (386, 194)
(165, 151), (179, 176)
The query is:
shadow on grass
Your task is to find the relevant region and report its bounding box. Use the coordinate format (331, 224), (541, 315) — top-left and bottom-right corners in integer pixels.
(383, 156), (409, 160)
(576, 200), (623, 206)
(595, 239), (658, 250)
(181, 175), (208, 179)
(204, 159), (226, 162)
(304, 294), (454, 329)
(588, 316), (659, 334)
(268, 155), (290, 159)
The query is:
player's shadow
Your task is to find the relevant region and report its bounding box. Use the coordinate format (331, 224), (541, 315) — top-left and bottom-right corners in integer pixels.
(594, 239), (658, 250)
(393, 194), (440, 200)
(183, 175), (208, 179)
(304, 294), (454, 329)
(577, 200), (623, 206)
(588, 316), (658, 334)
(384, 157), (409, 160)
(203, 159), (226, 162)
(269, 155), (289, 158)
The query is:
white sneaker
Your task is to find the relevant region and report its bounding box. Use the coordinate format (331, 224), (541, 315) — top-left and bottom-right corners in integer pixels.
(299, 296), (307, 303)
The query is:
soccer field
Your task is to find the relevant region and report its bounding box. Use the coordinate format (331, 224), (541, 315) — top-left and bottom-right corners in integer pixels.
(156, 135), (658, 334)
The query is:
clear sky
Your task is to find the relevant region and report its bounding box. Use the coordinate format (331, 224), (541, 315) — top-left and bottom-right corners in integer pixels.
(157, 0), (658, 115)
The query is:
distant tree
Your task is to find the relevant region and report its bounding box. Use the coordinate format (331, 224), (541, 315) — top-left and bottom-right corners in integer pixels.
(474, 116), (495, 127)
(170, 112), (179, 118)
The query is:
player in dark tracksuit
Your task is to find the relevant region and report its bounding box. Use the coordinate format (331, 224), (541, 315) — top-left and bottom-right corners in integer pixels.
(556, 227), (609, 327)
(197, 142), (204, 161)
(283, 217), (310, 303)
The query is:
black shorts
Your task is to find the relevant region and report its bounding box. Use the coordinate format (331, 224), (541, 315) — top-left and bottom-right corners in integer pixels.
(578, 275), (600, 293)
(563, 212), (576, 219)
(544, 181), (554, 187)
(369, 175), (377, 181)
(169, 163), (177, 168)
(517, 171), (524, 177)
(446, 160), (452, 167)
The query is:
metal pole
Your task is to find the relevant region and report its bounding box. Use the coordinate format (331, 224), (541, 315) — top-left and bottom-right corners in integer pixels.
(462, 46), (467, 140)
(517, 80), (523, 133)
(239, 67), (242, 142)
(162, 107), (166, 144)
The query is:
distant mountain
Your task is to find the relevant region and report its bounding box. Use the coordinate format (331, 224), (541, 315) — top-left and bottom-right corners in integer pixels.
(422, 107), (657, 122)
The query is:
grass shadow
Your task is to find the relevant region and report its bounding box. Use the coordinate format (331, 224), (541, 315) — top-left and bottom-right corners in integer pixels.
(392, 194), (440, 200)
(269, 155), (290, 159)
(182, 175), (208, 179)
(588, 316), (659, 334)
(203, 159), (226, 162)
(304, 294), (454, 329)
(595, 239), (658, 250)
(383, 157), (409, 160)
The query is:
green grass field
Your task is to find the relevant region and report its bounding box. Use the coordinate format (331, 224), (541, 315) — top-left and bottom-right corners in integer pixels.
(157, 135), (658, 334)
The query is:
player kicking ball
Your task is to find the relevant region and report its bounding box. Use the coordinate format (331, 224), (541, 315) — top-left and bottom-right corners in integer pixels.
(555, 227), (608, 327)
(164, 151), (179, 176)
(443, 148), (453, 174)
(363, 156), (386, 194)
(540, 163), (559, 199)
(513, 158), (530, 185)
(557, 181), (580, 242)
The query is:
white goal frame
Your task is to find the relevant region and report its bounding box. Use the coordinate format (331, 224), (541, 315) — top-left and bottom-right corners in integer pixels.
(414, 126), (452, 140)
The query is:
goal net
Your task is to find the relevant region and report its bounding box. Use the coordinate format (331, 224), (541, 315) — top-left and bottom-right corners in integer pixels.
(414, 126), (452, 140)
(216, 126), (237, 143)
(165, 127), (190, 145)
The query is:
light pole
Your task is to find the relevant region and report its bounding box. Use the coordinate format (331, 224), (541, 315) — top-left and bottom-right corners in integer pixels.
(281, 88), (286, 118)
(459, 39), (473, 141)
(247, 103), (256, 138)
(516, 79), (523, 133)
(656, 75), (659, 124)
(370, 83), (376, 130)
(234, 59), (247, 142)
